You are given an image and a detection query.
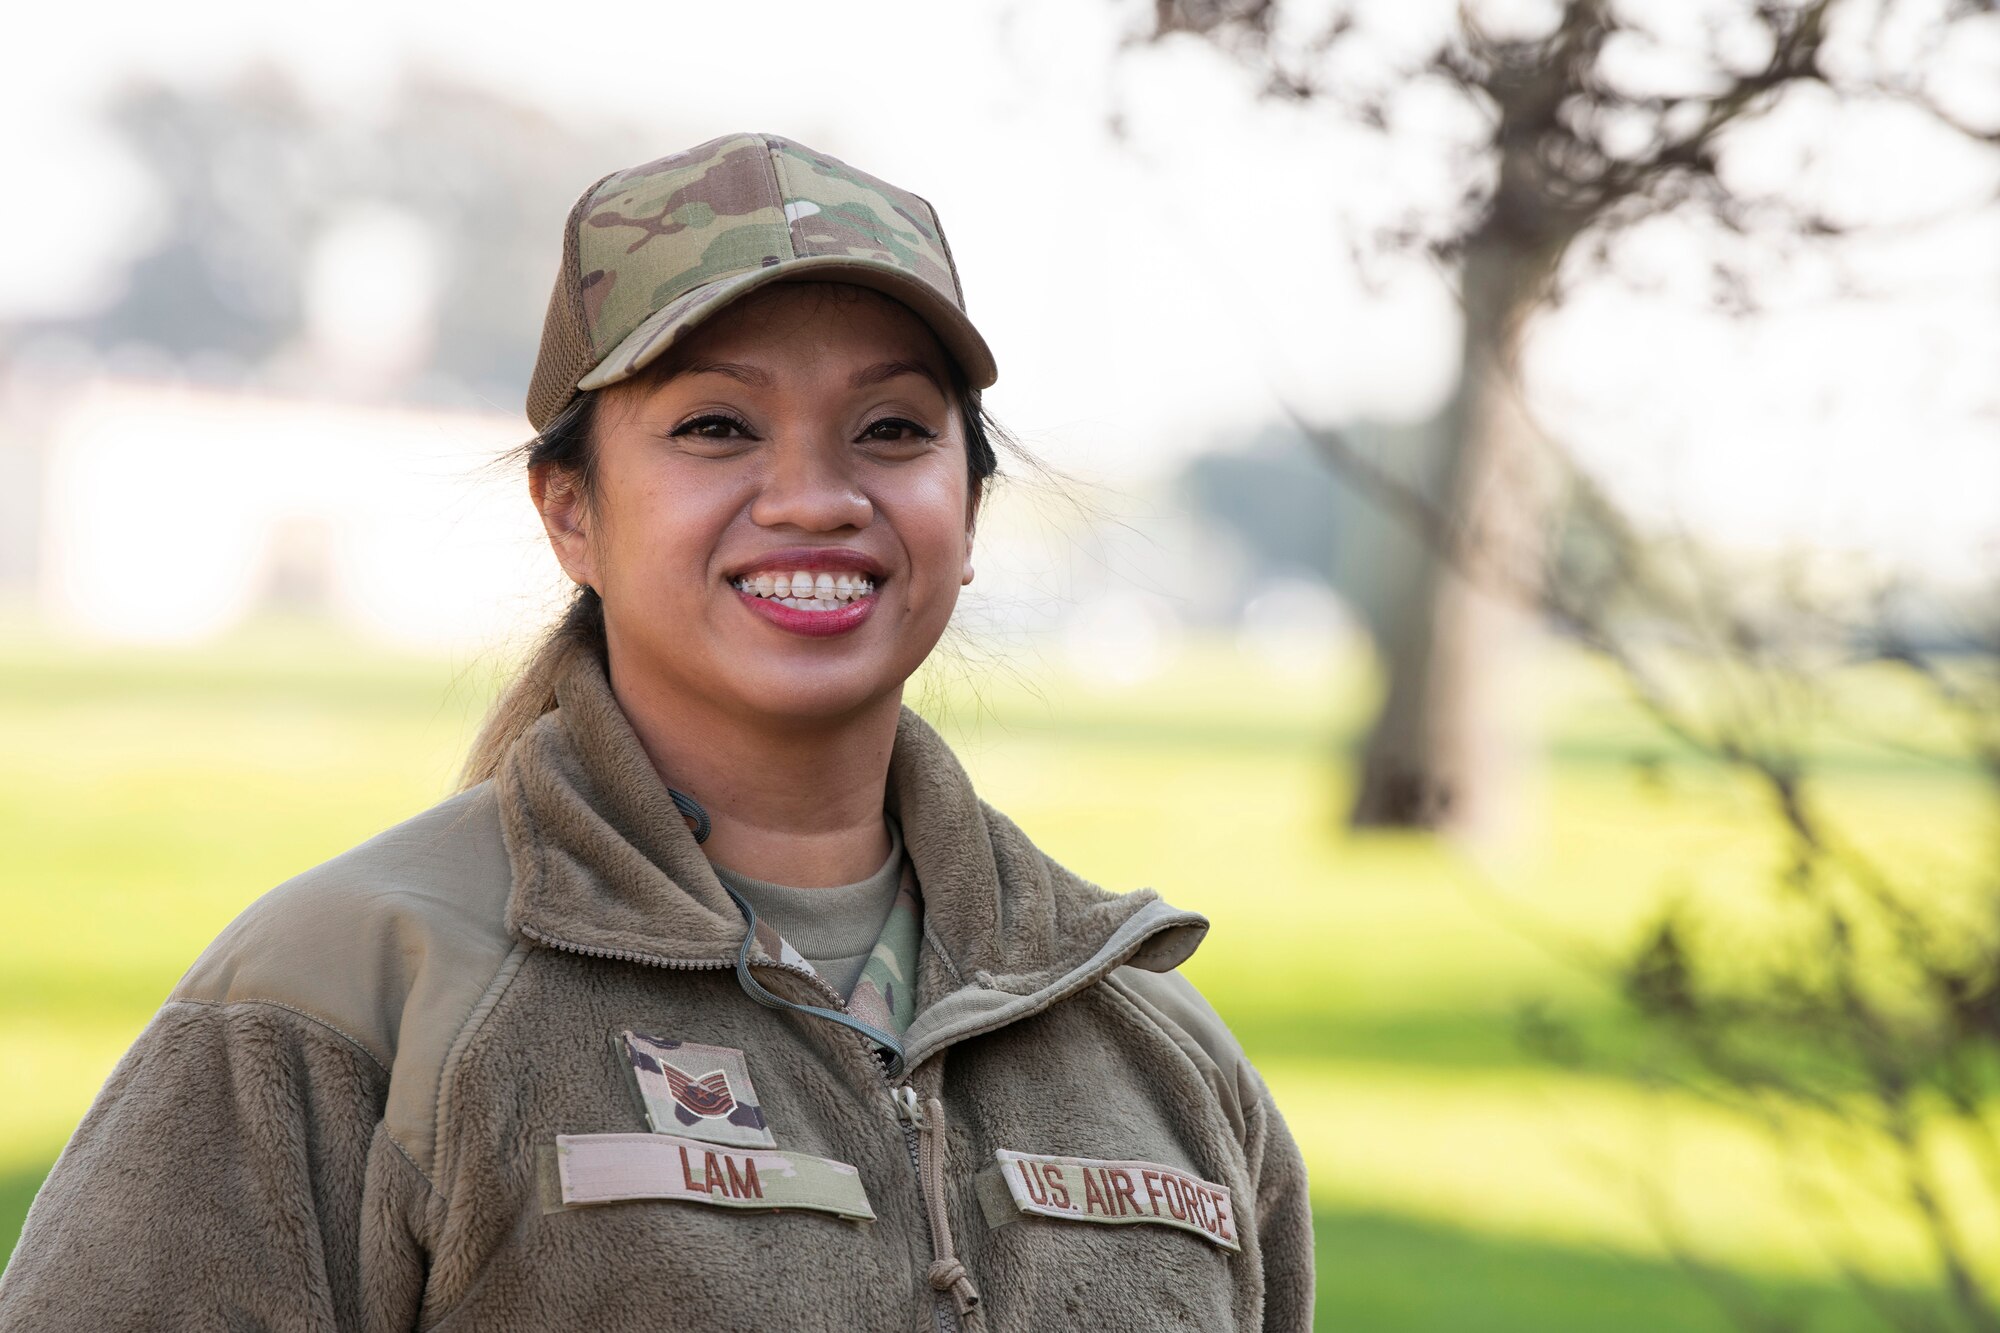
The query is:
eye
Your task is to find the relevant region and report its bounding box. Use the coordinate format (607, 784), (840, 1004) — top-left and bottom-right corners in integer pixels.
(859, 417), (937, 443)
(671, 412), (755, 440)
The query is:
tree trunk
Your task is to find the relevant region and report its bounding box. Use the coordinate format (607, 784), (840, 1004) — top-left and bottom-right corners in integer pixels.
(1347, 235), (1550, 840)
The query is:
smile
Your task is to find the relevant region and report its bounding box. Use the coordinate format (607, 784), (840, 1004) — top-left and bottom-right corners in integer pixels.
(727, 564), (882, 638)
(730, 570), (876, 612)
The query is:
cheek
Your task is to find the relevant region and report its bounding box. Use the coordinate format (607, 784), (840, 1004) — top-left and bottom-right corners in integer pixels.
(881, 470), (971, 590)
(597, 464), (737, 594)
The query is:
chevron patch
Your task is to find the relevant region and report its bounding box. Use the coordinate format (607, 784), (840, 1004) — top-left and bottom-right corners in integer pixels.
(620, 1031), (777, 1149)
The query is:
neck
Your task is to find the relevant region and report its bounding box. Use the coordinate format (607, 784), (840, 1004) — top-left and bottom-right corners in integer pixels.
(603, 648), (898, 889)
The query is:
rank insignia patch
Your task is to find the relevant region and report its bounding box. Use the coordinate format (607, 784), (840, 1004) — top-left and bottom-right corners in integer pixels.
(621, 1031), (777, 1149)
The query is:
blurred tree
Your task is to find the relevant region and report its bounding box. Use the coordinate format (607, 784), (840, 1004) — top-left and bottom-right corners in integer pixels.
(1511, 511), (2000, 1333)
(79, 69), (320, 363)
(1121, 0), (2000, 834)
(27, 65), (650, 410)
(1176, 418), (1443, 655)
(1178, 424), (1340, 586)
(1127, 2), (2000, 1325)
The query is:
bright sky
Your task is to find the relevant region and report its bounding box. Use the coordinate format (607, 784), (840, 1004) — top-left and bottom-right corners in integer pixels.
(4, 0), (1996, 580)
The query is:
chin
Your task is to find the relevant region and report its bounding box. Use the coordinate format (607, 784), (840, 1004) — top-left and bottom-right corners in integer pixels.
(696, 635), (907, 716)
(724, 667), (905, 726)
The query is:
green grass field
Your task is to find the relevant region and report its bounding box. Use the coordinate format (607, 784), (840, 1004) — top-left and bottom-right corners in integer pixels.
(2, 615), (1990, 1329)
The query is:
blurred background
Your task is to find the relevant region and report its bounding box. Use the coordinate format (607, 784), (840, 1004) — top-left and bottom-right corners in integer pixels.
(3, 1), (1997, 1327)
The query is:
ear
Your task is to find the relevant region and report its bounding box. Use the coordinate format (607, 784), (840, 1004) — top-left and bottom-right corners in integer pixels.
(529, 462), (598, 591)
(961, 477), (982, 587)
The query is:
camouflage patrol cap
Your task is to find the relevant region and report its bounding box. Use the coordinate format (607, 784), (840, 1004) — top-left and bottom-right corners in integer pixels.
(527, 131), (997, 432)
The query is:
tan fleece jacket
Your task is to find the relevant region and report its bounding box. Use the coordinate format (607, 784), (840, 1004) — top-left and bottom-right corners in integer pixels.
(0, 649), (1314, 1332)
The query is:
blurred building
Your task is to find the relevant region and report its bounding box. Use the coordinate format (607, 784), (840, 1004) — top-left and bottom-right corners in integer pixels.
(1, 363), (558, 649)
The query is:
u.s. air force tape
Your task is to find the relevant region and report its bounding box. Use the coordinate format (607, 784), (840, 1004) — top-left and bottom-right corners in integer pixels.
(979, 1149), (1241, 1252)
(551, 1132), (875, 1221)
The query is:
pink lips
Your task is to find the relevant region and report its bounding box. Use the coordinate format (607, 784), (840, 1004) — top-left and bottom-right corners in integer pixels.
(735, 584), (878, 637)
(729, 547), (884, 639)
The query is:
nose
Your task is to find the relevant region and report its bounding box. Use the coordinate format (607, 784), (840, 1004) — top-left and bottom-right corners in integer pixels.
(748, 433), (873, 533)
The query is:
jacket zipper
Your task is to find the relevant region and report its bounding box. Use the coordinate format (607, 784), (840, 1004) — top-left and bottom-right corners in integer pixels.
(518, 922), (957, 1332)
(730, 946), (959, 1333)
(513, 923), (735, 972)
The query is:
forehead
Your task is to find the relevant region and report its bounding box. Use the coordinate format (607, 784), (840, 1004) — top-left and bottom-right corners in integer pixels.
(651, 281), (954, 383)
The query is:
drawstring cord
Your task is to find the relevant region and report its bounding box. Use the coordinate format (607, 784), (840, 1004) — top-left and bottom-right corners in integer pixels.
(718, 880), (909, 1077)
(896, 1086), (982, 1319)
(667, 787), (711, 844)
(677, 784), (906, 1073)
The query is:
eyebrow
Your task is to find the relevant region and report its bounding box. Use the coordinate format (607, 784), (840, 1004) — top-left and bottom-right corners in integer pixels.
(665, 358), (945, 394)
(672, 360), (773, 388)
(847, 359), (946, 394)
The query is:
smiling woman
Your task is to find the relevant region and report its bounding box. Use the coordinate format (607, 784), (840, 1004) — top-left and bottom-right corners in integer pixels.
(0, 133), (1314, 1333)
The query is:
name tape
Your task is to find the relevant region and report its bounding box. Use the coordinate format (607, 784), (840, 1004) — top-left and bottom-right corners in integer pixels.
(984, 1149), (1240, 1252)
(553, 1132), (875, 1221)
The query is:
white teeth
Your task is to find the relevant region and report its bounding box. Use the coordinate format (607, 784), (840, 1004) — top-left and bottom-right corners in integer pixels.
(733, 571), (877, 608)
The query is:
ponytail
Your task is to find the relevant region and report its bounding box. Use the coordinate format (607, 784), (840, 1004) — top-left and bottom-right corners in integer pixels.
(457, 388), (601, 790)
(457, 585), (605, 789)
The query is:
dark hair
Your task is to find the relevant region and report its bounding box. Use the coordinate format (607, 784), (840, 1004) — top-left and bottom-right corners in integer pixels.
(457, 348), (1008, 788)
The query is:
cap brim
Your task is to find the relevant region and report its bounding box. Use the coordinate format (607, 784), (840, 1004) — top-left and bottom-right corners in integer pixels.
(575, 256), (998, 397)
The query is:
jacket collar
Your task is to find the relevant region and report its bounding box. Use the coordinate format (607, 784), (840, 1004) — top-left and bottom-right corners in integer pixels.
(496, 648), (1207, 1053)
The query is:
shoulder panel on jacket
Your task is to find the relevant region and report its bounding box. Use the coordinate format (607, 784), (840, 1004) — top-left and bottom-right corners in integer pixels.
(170, 781), (518, 1179)
(1106, 967), (1251, 1134)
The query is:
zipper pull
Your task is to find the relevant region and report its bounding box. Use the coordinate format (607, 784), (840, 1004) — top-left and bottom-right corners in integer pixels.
(893, 1083), (926, 1128)
(895, 1084), (980, 1319)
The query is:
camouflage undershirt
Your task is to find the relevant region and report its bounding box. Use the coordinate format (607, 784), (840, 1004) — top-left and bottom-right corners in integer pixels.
(844, 859), (920, 1036)
(712, 820), (922, 1037)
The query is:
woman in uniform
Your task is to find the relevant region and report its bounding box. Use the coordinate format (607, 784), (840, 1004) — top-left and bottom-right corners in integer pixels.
(0, 132), (1314, 1332)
